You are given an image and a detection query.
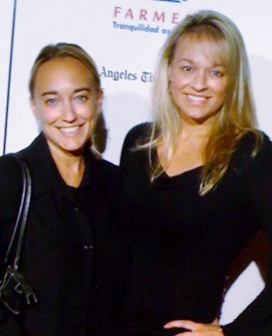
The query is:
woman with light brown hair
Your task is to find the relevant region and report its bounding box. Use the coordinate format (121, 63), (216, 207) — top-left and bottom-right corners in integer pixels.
(119, 10), (272, 336)
(0, 43), (128, 335)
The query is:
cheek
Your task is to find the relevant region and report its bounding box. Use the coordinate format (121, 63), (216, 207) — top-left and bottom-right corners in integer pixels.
(36, 105), (59, 125)
(80, 105), (98, 126)
(216, 83), (229, 101)
(215, 76), (229, 92)
(89, 101), (100, 118)
(170, 73), (187, 92)
(169, 79), (184, 104)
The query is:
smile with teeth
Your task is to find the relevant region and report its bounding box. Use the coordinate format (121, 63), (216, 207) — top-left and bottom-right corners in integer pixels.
(59, 125), (82, 135)
(187, 94), (208, 103)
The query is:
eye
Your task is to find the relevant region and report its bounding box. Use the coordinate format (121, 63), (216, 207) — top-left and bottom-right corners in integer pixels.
(210, 70), (224, 77)
(75, 95), (88, 102)
(45, 98), (57, 105)
(182, 66), (192, 72)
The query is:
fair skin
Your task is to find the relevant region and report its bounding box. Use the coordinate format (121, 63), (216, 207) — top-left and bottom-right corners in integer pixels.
(158, 36), (229, 178)
(161, 36), (229, 336)
(30, 57), (102, 187)
(164, 319), (224, 336)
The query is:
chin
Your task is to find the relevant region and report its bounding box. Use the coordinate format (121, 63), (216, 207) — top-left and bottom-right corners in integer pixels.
(62, 146), (86, 156)
(59, 141), (86, 154)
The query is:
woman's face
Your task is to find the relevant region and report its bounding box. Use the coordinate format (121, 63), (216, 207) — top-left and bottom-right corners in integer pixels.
(168, 36), (229, 126)
(30, 57), (101, 156)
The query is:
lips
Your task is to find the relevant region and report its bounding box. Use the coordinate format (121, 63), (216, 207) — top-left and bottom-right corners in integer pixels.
(58, 125), (82, 135)
(187, 94), (207, 103)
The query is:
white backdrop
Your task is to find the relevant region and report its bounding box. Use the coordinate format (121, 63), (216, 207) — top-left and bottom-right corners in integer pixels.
(1, 0), (272, 325)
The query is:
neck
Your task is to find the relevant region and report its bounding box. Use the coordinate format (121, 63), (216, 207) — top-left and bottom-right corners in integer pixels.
(158, 121), (212, 177)
(48, 143), (86, 187)
(179, 120), (213, 139)
(179, 110), (216, 136)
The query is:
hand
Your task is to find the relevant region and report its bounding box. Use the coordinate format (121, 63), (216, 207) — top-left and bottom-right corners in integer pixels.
(164, 319), (224, 336)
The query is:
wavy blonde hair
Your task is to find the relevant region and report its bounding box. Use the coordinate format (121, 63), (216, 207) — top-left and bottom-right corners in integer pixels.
(146, 10), (260, 195)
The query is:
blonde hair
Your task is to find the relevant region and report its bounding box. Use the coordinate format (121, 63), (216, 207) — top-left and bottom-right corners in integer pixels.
(29, 43), (103, 155)
(147, 10), (260, 195)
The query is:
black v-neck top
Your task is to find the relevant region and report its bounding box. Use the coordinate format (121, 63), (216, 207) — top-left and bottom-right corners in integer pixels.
(119, 123), (272, 336)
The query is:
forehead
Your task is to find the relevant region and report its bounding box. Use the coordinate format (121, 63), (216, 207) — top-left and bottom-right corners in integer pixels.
(172, 33), (228, 65)
(34, 57), (93, 87)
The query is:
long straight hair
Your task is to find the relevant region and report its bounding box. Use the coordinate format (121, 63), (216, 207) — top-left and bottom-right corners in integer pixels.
(145, 10), (260, 195)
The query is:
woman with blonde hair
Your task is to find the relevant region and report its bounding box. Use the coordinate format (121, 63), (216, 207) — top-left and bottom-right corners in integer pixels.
(0, 43), (128, 335)
(119, 10), (272, 336)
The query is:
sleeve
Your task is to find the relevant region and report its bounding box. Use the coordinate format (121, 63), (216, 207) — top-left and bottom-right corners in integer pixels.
(0, 154), (23, 266)
(0, 154), (24, 217)
(222, 134), (272, 336)
(0, 154), (25, 330)
(88, 160), (131, 335)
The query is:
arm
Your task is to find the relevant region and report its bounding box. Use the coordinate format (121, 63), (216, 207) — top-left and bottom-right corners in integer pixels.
(0, 154), (24, 329)
(222, 135), (272, 335)
(0, 154), (23, 213)
(165, 134), (272, 336)
(0, 154), (23, 271)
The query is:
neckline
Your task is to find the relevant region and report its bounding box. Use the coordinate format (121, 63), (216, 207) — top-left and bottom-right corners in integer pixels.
(161, 164), (203, 179)
(150, 147), (203, 183)
(162, 164), (203, 179)
(152, 165), (202, 188)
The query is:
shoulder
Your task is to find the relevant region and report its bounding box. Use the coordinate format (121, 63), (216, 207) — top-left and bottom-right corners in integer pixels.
(98, 157), (119, 173)
(233, 131), (272, 174)
(252, 132), (272, 174)
(0, 154), (24, 190)
(95, 157), (120, 181)
(0, 154), (25, 223)
(123, 122), (152, 148)
(120, 122), (152, 166)
(94, 157), (121, 196)
(238, 131), (272, 158)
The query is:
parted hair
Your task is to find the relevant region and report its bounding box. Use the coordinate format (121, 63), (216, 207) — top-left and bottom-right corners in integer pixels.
(146, 9), (260, 195)
(29, 42), (101, 97)
(29, 42), (104, 155)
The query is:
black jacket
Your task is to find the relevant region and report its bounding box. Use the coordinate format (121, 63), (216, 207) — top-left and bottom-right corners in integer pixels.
(0, 133), (129, 336)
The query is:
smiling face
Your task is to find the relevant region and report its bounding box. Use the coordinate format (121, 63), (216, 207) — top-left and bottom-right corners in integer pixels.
(30, 57), (102, 157)
(168, 35), (229, 126)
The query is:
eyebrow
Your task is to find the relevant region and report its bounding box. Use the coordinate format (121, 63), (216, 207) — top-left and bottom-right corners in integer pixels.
(211, 63), (226, 68)
(177, 58), (193, 64)
(41, 87), (91, 97)
(177, 58), (226, 68)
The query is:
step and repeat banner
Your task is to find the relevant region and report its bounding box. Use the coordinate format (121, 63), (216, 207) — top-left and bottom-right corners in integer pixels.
(1, 0), (272, 325)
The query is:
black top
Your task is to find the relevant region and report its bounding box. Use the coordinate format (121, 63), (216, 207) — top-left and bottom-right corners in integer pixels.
(0, 133), (129, 336)
(119, 123), (272, 336)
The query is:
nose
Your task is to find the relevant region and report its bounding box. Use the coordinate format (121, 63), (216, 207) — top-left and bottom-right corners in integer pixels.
(62, 100), (77, 122)
(191, 71), (207, 91)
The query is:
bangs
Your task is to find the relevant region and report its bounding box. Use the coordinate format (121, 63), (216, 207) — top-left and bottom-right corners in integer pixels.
(173, 25), (230, 70)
